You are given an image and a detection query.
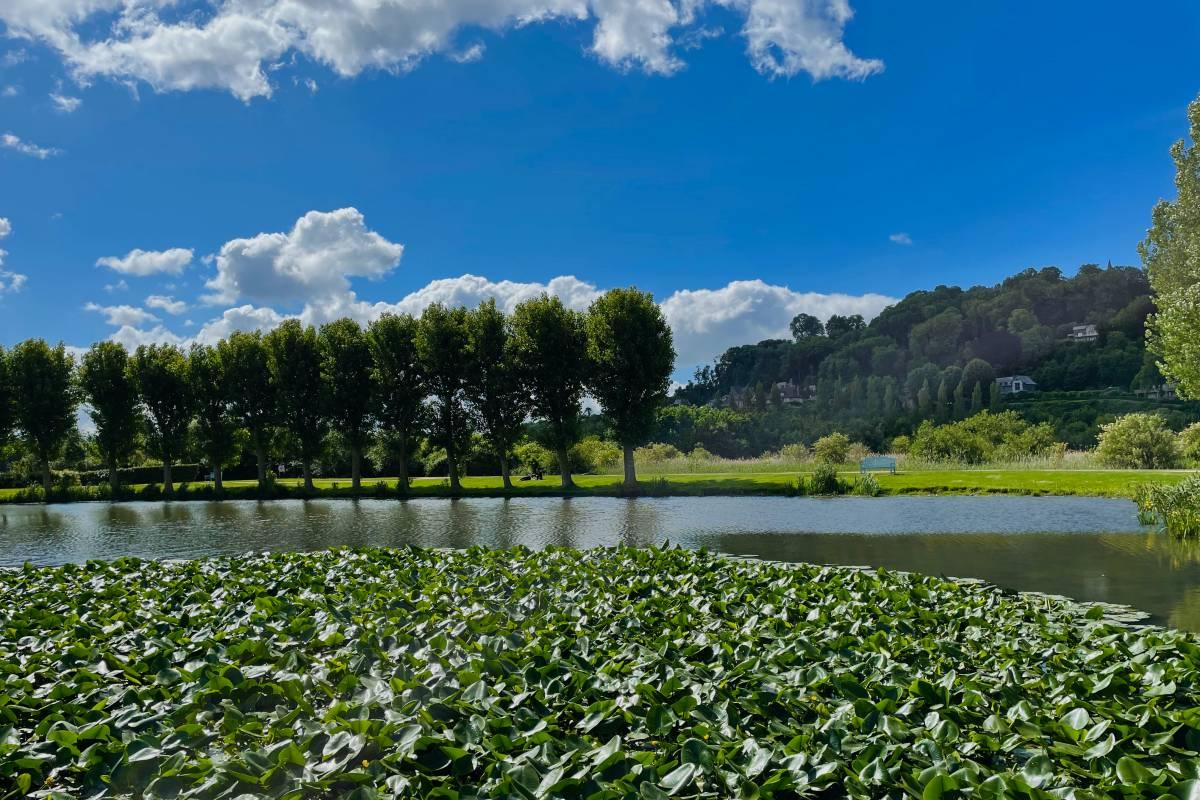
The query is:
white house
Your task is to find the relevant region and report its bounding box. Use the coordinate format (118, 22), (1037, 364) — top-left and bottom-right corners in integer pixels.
(996, 375), (1038, 395)
(1067, 324), (1099, 343)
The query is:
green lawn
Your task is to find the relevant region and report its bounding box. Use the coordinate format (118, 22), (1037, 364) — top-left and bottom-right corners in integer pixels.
(2, 467), (1190, 502)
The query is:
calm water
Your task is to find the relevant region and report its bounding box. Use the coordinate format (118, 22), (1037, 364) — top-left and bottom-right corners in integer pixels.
(3, 496), (1200, 631)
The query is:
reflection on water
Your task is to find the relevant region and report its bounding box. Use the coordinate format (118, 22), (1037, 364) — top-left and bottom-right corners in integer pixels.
(3, 495), (1200, 630)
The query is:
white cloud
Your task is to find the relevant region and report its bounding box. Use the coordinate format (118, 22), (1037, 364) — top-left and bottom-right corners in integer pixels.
(0, 0), (880, 101)
(84, 302), (161, 327)
(1, 132), (61, 159)
(450, 44), (486, 64)
(104, 279), (129, 293)
(889, 232), (912, 245)
(660, 279), (895, 369)
(2, 49), (28, 68)
(0, 218), (10, 239)
(0, 220), (26, 296)
(145, 294), (188, 314)
(96, 247), (193, 276)
(1, 86), (18, 97)
(204, 207), (404, 305)
(108, 324), (189, 350)
(194, 304), (288, 343)
(49, 92), (82, 112)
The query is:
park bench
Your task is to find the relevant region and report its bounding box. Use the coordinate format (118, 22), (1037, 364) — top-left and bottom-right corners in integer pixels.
(859, 456), (896, 474)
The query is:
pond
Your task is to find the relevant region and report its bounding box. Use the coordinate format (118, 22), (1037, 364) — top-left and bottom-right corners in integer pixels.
(3, 495), (1200, 630)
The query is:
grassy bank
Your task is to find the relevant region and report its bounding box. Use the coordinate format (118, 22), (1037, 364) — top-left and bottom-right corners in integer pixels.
(0, 468), (1190, 503)
(3, 546), (1200, 797)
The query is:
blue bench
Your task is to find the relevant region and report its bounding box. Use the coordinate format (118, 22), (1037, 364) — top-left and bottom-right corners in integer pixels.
(860, 456), (896, 474)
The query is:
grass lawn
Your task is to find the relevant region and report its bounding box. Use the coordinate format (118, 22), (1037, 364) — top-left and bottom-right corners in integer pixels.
(2, 468), (1189, 503)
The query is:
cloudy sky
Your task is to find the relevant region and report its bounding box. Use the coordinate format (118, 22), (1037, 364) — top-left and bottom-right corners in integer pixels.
(1, 2), (1199, 378)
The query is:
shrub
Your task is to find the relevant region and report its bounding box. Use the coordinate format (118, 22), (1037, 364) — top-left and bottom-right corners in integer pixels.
(778, 442), (809, 462)
(806, 463), (843, 495)
(851, 473), (882, 496)
(687, 446), (714, 462)
(635, 443), (683, 463)
(812, 433), (851, 465)
(570, 436), (621, 473)
(1135, 475), (1200, 537)
(909, 420), (988, 464)
(1181, 423), (1200, 462)
(910, 411), (1062, 465)
(1097, 413), (1182, 469)
(890, 435), (911, 454)
(514, 441), (556, 474)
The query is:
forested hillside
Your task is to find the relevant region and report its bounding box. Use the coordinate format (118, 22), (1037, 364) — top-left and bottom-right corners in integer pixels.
(668, 264), (1200, 451)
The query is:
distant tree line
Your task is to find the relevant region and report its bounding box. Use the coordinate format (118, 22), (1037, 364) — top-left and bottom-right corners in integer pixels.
(0, 289), (675, 494)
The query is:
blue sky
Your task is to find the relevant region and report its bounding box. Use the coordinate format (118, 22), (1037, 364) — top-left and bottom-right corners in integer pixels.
(1, 1), (1199, 376)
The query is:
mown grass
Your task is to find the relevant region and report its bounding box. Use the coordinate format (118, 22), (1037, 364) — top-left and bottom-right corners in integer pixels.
(3, 546), (1200, 798)
(0, 468), (1189, 503)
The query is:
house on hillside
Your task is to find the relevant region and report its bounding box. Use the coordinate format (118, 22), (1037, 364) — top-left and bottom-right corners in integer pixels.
(774, 381), (813, 405)
(1067, 324), (1099, 343)
(996, 375), (1038, 395)
(1135, 383), (1178, 401)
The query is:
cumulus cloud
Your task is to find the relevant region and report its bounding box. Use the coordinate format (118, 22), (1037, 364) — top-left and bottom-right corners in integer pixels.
(0, 218), (10, 239)
(84, 302), (161, 327)
(661, 279), (895, 369)
(1, 86), (18, 97)
(0, 0), (880, 101)
(2, 132), (61, 159)
(889, 232), (912, 245)
(204, 208), (404, 305)
(96, 247), (193, 276)
(145, 294), (188, 314)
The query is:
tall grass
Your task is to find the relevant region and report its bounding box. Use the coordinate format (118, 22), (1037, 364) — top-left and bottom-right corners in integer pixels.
(1135, 475), (1200, 538)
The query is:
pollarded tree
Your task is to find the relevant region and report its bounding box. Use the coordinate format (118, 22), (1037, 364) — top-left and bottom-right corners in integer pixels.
(585, 288), (675, 490)
(319, 318), (374, 490)
(368, 313), (427, 493)
(10, 339), (79, 493)
(465, 300), (529, 490)
(188, 344), (239, 492)
(79, 342), (140, 493)
(417, 304), (471, 492)
(131, 344), (194, 495)
(267, 319), (328, 492)
(1141, 94), (1200, 398)
(219, 331), (277, 489)
(511, 295), (590, 488)
(0, 346), (14, 454)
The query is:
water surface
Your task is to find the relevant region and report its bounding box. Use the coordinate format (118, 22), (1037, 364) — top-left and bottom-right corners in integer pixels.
(3, 496), (1199, 630)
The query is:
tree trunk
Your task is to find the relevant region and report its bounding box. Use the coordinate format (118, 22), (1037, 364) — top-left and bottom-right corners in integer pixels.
(397, 434), (409, 494)
(622, 443), (637, 492)
(255, 441), (267, 489)
(351, 445), (362, 491)
(302, 461), (314, 493)
(41, 453), (52, 496)
(163, 460), (174, 497)
(214, 463), (224, 492)
(557, 446), (574, 489)
(500, 455), (512, 490)
(446, 414), (461, 493)
(108, 455), (120, 496)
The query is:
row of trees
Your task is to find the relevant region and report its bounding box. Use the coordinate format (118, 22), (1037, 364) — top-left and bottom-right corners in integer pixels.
(0, 289), (675, 494)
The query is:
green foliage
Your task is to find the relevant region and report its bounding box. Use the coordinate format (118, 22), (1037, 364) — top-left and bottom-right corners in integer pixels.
(465, 300), (528, 475)
(7, 546), (1200, 796)
(319, 318), (374, 454)
(131, 344), (195, 485)
(218, 331), (277, 479)
(1142, 94), (1200, 398)
(910, 411), (1059, 465)
(634, 442), (682, 463)
(1135, 475), (1200, 537)
(266, 319), (328, 476)
(851, 472), (882, 496)
(803, 463), (844, 495)
(368, 313), (427, 486)
(513, 439), (555, 474)
(79, 341), (140, 484)
(0, 345), (14, 450)
(570, 435), (621, 472)
(1181, 422), (1200, 462)
(1097, 413), (1183, 469)
(10, 339), (79, 489)
(789, 311), (825, 339)
(511, 294), (589, 479)
(187, 344), (240, 481)
(778, 442), (809, 461)
(417, 304), (472, 488)
(812, 432), (851, 464)
(586, 288), (675, 486)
